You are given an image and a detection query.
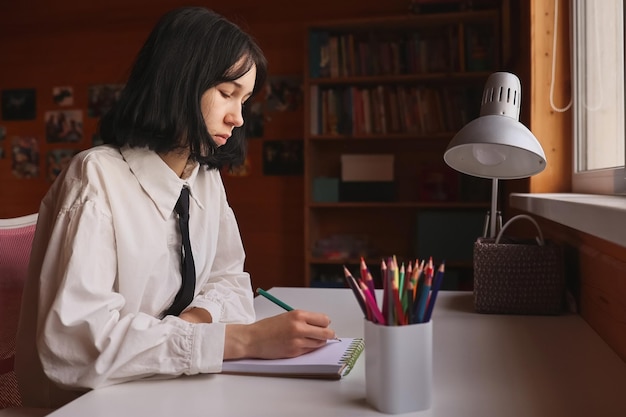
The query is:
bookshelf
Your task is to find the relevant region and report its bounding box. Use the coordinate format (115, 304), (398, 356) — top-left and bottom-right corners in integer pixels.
(303, 3), (507, 288)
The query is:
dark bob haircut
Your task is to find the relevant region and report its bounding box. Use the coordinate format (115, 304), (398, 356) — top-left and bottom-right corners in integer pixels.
(99, 7), (267, 169)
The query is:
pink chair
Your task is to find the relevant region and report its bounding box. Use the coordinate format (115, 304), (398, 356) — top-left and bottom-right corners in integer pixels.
(0, 214), (37, 411)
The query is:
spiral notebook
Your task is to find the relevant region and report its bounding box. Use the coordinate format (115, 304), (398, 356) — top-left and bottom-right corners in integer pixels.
(221, 337), (364, 380)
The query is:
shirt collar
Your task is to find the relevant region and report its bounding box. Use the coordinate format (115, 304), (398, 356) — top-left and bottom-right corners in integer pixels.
(120, 145), (204, 220)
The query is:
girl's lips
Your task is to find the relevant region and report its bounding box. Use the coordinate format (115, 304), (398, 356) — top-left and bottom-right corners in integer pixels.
(214, 134), (230, 145)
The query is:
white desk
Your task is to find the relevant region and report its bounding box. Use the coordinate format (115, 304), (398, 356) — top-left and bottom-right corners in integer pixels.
(47, 288), (626, 416)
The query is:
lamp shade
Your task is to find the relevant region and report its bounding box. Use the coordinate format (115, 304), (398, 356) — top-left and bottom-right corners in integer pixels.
(443, 72), (547, 179)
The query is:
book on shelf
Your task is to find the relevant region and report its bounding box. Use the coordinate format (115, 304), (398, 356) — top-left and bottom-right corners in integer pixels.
(304, 10), (502, 287)
(308, 31), (321, 78)
(309, 30), (331, 78)
(221, 337), (365, 380)
(328, 35), (340, 78)
(373, 85), (386, 134)
(351, 87), (365, 135)
(361, 88), (372, 134)
(309, 24), (472, 78)
(309, 85), (320, 135)
(465, 23), (497, 71)
(418, 164), (460, 202)
(311, 84), (475, 136)
(309, 9), (501, 78)
(441, 86), (482, 131)
(326, 88), (339, 134)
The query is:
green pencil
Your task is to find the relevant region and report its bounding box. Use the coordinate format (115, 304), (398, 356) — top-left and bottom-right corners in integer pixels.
(256, 288), (294, 311)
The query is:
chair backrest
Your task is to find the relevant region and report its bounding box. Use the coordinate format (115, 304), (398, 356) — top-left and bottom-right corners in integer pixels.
(0, 213), (38, 409)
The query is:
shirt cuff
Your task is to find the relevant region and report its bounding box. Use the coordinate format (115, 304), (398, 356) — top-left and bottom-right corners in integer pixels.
(190, 322), (225, 374)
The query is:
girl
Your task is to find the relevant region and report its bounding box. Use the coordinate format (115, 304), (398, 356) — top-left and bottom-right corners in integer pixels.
(16, 7), (335, 409)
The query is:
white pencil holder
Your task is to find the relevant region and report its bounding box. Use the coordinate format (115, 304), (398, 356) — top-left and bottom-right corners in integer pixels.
(364, 319), (433, 414)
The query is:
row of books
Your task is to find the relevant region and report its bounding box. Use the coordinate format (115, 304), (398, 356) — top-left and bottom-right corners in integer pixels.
(309, 84), (481, 136)
(308, 24), (496, 78)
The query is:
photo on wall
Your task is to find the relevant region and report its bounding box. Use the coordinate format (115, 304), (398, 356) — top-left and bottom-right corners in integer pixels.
(11, 136), (39, 179)
(88, 84), (124, 118)
(1, 88), (36, 121)
(45, 110), (83, 143)
(52, 86), (74, 106)
(265, 75), (303, 112)
(46, 149), (78, 182)
(0, 125), (5, 159)
(241, 75), (303, 139)
(262, 139), (303, 176)
(226, 156), (252, 177)
(244, 101), (264, 138)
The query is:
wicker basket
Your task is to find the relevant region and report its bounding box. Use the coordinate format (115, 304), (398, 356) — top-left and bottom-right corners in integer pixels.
(473, 215), (565, 315)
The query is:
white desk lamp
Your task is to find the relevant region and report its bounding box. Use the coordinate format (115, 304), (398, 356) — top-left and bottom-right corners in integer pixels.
(443, 72), (547, 238)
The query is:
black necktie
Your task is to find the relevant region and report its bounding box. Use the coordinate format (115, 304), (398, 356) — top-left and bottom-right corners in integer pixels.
(164, 187), (196, 317)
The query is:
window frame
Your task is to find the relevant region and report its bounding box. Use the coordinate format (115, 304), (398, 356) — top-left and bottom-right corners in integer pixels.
(571, 0), (626, 195)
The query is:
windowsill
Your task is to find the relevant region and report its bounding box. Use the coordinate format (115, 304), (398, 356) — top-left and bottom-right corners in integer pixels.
(510, 193), (626, 248)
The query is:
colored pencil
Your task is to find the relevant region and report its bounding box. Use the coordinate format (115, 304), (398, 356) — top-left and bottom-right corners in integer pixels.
(256, 288), (294, 311)
(392, 255), (399, 289)
(405, 279), (415, 324)
(412, 259), (424, 301)
(398, 262), (406, 307)
(415, 258), (434, 323)
(392, 275), (406, 325)
(359, 257), (368, 282)
(343, 266), (369, 319)
(358, 281), (386, 325)
(381, 259), (389, 324)
(343, 255), (443, 327)
(414, 261), (425, 307)
(423, 262), (445, 323)
(360, 272), (375, 298)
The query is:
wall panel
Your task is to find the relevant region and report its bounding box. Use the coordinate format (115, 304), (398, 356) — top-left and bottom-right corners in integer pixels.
(0, 0), (409, 290)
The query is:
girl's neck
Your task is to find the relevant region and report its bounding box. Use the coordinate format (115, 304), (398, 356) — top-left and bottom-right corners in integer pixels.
(159, 150), (193, 179)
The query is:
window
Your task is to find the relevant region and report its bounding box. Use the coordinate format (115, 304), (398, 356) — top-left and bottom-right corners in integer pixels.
(510, 1), (626, 248)
(572, 0), (626, 194)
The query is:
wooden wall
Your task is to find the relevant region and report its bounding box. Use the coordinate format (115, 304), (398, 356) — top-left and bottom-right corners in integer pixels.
(5, 1), (624, 364)
(0, 0), (412, 291)
(524, 0), (626, 362)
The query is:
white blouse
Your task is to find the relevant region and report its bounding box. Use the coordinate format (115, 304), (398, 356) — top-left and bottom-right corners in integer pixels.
(16, 145), (255, 408)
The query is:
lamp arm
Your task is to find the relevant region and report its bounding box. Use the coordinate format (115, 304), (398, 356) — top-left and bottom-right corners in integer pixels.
(489, 178), (498, 238)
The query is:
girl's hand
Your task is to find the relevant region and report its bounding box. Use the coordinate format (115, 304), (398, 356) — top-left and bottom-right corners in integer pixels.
(224, 310), (336, 360)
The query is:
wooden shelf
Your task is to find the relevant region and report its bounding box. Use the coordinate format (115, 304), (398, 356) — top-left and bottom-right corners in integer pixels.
(303, 4), (504, 287)
(309, 71), (495, 86)
(309, 132), (454, 141)
(308, 202), (489, 209)
(309, 10), (500, 31)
